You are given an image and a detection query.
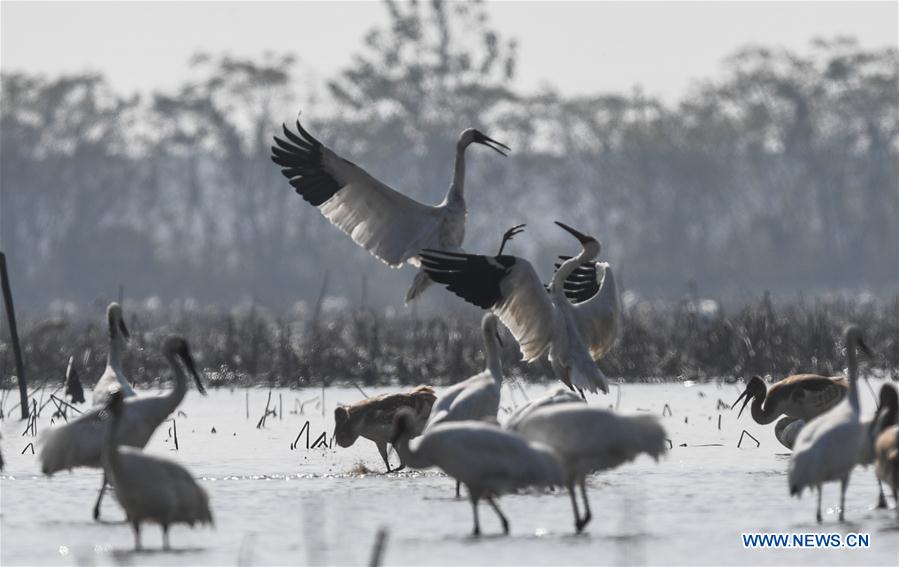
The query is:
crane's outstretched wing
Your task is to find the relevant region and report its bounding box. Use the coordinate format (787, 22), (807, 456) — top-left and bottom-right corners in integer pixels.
(554, 257), (620, 360)
(420, 250), (555, 361)
(271, 120), (443, 267)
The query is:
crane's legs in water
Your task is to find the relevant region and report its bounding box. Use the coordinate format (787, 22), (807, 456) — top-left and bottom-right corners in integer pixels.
(875, 480), (886, 509)
(578, 477), (593, 531)
(486, 496), (509, 535)
(816, 486), (823, 523)
(455, 480), (461, 499)
(391, 444), (406, 472)
(839, 476), (849, 522)
(93, 472), (108, 521)
(568, 482), (583, 533)
(132, 521), (142, 551)
(162, 525), (170, 551)
(469, 492), (481, 537)
(376, 442), (392, 473)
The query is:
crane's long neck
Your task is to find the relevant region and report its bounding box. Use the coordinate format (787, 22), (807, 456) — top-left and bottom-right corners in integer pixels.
(161, 352), (189, 415)
(847, 344), (860, 415)
(106, 319), (125, 375)
(551, 247), (591, 297)
(393, 433), (433, 470)
(446, 142), (469, 206)
(749, 391), (779, 425)
(483, 330), (503, 388)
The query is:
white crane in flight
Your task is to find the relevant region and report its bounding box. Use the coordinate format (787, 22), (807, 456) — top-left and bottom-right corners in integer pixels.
(270, 118), (509, 303)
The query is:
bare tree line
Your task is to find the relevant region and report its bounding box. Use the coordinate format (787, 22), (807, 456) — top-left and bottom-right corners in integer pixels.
(2, 1), (896, 313)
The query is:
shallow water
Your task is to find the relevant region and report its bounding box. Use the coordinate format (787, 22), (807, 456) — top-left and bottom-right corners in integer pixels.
(1, 381), (897, 565)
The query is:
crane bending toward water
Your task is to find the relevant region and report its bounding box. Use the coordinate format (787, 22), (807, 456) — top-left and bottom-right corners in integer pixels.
(92, 302), (136, 407)
(40, 336), (206, 520)
(333, 386), (436, 473)
(391, 409), (562, 536)
(859, 384), (898, 509)
(270, 119), (509, 303)
(101, 389), (213, 550)
(732, 374), (847, 425)
(788, 326), (870, 523)
(421, 222), (610, 396)
(515, 402), (667, 533)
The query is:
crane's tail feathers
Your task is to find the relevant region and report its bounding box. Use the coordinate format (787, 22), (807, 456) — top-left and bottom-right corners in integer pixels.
(569, 363), (609, 395)
(404, 270), (433, 304)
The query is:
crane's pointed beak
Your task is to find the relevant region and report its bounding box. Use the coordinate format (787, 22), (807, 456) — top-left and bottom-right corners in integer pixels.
(474, 132), (510, 156)
(181, 351), (207, 396)
(554, 221), (594, 245)
(732, 388), (753, 418)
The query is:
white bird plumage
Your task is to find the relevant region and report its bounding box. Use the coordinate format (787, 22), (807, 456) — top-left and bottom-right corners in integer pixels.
(270, 119), (509, 303)
(40, 335), (207, 520)
(421, 221), (611, 395)
(515, 402), (667, 533)
(788, 325), (870, 523)
(391, 410), (563, 536)
(91, 302), (136, 407)
(102, 388), (213, 550)
(427, 313), (505, 429)
(505, 386), (585, 432)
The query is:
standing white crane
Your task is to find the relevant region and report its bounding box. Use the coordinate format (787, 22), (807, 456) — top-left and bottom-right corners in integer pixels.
(514, 402), (667, 533)
(420, 221), (610, 396)
(427, 313), (505, 429)
(270, 119), (509, 303)
(92, 302), (136, 406)
(391, 409), (562, 536)
(788, 325), (871, 523)
(425, 312), (506, 497)
(40, 335), (206, 520)
(101, 389), (213, 550)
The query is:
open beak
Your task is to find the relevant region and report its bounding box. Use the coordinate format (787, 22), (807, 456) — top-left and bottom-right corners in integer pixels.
(475, 132), (510, 157)
(554, 221), (594, 245)
(732, 388), (752, 418)
(182, 351), (207, 395)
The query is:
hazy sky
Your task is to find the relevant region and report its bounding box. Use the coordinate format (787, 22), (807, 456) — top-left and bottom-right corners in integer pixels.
(1, 1), (896, 101)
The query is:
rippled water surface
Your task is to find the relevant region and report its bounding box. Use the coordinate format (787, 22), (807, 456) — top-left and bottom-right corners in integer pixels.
(2, 381), (897, 565)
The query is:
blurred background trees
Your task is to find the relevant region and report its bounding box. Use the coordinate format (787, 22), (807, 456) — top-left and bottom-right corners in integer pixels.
(2, 0), (896, 314)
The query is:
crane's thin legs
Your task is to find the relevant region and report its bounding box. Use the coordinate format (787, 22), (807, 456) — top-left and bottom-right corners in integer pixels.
(568, 482), (582, 533)
(816, 486), (823, 523)
(578, 477), (593, 531)
(486, 496), (510, 535)
(93, 472), (107, 521)
(469, 494), (481, 537)
(875, 479), (886, 509)
(455, 480), (461, 499)
(132, 521), (142, 551)
(162, 525), (170, 551)
(839, 477), (849, 522)
(376, 442), (392, 473)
